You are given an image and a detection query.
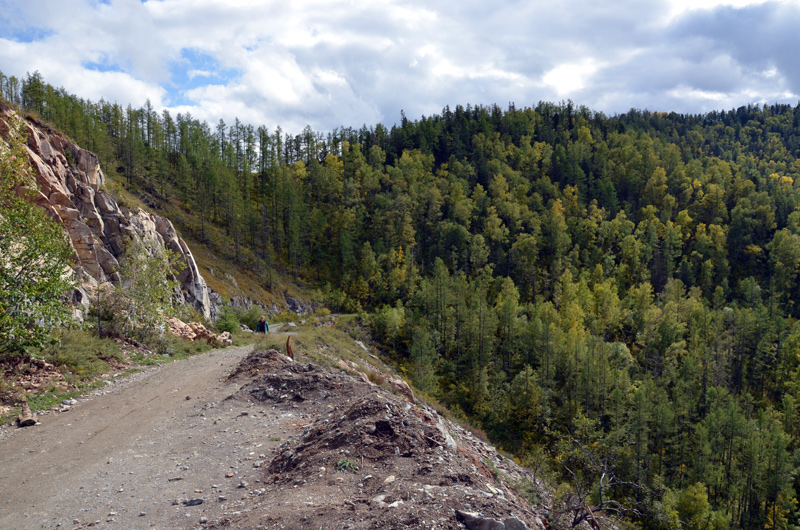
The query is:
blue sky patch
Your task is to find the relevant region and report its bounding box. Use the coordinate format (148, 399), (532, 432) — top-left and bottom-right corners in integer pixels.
(0, 26), (54, 43)
(82, 58), (125, 74)
(166, 48), (239, 106)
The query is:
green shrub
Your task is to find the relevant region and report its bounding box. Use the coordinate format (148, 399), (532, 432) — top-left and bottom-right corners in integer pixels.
(0, 114), (76, 358)
(39, 329), (122, 382)
(110, 237), (185, 343)
(215, 308), (240, 334)
(240, 306), (263, 331)
(336, 457), (360, 473)
(320, 285), (361, 314)
(214, 305), (265, 334)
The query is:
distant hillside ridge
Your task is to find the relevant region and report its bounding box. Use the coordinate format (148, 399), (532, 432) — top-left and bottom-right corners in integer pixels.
(0, 103), (212, 320)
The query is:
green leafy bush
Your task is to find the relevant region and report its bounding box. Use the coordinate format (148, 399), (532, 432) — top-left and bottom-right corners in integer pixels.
(214, 308), (240, 334)
(102, 237), (185, 345)
(335, 457), (360, 473)
(39, 329), (121, 382)
(0, 113), (75, 358)
(239, 306), (263, 331)
(214, 305), (264, 334)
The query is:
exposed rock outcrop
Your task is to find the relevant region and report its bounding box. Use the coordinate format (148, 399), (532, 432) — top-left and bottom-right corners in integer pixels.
(0, 105), (211, 319)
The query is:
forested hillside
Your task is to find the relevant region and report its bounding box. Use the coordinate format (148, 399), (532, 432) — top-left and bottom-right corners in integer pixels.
(4, 70), (800, 529)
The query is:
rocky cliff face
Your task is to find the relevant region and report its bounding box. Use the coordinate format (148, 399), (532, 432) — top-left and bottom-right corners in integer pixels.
(1, 105), (211, 320)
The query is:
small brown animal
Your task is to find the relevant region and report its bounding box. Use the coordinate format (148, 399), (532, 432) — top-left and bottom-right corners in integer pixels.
(286, 336), (294, 360)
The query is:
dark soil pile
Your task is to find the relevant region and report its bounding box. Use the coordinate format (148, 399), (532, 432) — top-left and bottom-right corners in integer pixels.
(227, 348), (292, 381)
(209, 349), (548, 530)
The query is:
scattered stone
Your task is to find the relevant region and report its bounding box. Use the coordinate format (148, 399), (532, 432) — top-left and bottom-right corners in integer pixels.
(436, 417), (458, 451)
(455, 510), (530, 530)
(387, 377), (416, 403)
(371, 495), (387, 508)
(218, 331), (233, 346)
(183, 498), (204, 506)
(456, 510), (505, 530)
(504, 517), (531, 530)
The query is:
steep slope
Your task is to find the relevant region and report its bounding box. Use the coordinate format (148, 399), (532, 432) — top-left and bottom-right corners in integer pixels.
(0, 104), (211, 319)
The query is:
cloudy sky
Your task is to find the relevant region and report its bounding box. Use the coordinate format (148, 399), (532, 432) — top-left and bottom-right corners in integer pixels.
(1, 0), (799, 134)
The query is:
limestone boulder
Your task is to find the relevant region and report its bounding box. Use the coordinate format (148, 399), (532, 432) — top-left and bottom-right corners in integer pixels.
(167, 317), (231, 347)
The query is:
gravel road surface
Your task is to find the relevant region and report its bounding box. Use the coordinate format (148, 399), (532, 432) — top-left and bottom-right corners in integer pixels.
(0, 344), (303, 529)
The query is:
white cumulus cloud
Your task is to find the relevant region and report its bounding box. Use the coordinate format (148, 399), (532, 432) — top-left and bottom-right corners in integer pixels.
(0, 0), (798, 133)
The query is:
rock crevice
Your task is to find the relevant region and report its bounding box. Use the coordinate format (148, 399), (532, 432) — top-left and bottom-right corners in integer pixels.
(1, 106), (211, 319)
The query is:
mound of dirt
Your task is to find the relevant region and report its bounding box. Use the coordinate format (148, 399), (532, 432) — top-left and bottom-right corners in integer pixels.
(229, 350), (368, 415)
(227, 348), (291, 380)
(210, 349), (548, 530)
(266, 393), (447, 478)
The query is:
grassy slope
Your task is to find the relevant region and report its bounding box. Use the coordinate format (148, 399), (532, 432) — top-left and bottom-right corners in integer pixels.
(103, 173), (312, 311)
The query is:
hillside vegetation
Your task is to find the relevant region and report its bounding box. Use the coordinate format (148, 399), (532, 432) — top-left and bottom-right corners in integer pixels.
(4, 70), (800, 529)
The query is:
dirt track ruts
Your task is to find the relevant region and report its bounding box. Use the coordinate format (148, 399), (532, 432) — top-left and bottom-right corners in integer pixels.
(0, 343), (295, 529)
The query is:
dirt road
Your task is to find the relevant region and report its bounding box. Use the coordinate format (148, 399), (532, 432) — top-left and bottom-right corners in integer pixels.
(0, 343), (305, 529)
(0, 340), (546, 530)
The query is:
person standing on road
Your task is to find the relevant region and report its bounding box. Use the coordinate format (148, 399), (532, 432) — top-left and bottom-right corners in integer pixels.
(256, 315), (269, 333)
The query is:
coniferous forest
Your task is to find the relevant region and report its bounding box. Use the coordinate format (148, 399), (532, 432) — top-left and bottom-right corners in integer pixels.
(5, 70), (800, 529)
